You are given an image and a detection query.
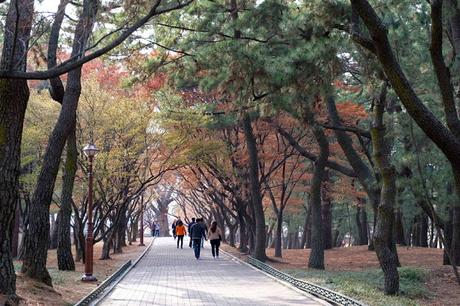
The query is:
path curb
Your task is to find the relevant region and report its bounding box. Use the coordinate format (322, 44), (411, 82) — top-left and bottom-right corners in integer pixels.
(74, 238), (155, 306)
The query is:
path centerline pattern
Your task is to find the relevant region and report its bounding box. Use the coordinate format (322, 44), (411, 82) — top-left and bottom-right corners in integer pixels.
(99, 237), (324, 305)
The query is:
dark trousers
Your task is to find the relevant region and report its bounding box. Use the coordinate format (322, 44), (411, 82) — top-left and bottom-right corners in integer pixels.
(210, 239), (220, 257)
(177, 235), (184, 248)
(192, 239), (202, 258)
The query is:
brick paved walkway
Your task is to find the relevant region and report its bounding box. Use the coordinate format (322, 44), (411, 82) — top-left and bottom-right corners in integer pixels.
(99, 237), (324, 305)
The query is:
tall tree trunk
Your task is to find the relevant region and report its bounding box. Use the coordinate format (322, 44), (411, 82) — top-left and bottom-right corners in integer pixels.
(73, 215), (86, 263)
(57, 124), (76, 271)
(307, 110), (329, 270)
(100, 238), (112, 260)
(412, 216), (420, 247)
(356, 205), (369, 245)
(333, 229), (341, 247)
(0, 79), (27, 300)
(114, 211), (127, 254)
(158, 208), (169, 237)
(100, 228), (114, 260)
(449, 202), (460, 265)
(21, 0), (98, 285)
(306, 212), (312, 248)
(274, 211), (283, 257)
(131, 219), (138, 243)
(0, 0), (34, 300)
(300, 206), (311, 249)
(229, 225), (236, 247)
(11, 202), (21, 258)
(394, 208), (406, 246)
(237, 208), (248, 252)
(419, 212), (429, 248)
(287, 232), (294, 249)
(443, 211), (453, 264)
(242, 115), (266, 261)
(370, 83), (399, 295)
(321, 177), (333, 250)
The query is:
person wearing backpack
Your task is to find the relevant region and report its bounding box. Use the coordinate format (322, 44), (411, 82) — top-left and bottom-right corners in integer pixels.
(175, 220), (187, 249)
(208, 221), (223, 258)
(190, 218), (207, 259)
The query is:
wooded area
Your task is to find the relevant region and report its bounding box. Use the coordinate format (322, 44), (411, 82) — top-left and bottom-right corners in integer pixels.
(1, 0), (460, 304)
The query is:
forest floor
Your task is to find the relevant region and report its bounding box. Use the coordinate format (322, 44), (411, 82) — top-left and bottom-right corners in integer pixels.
(222, 244), (460, 306)
(13, 237), (152, 305)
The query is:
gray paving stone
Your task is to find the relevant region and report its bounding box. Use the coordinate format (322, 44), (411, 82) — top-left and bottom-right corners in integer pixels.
(99, 237), (323, 306)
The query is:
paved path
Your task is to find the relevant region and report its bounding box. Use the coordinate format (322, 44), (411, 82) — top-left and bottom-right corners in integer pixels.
(99, 237), (324, 306)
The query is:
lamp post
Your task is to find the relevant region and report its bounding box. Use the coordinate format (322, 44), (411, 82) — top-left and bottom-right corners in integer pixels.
(82, 143), (98, 282)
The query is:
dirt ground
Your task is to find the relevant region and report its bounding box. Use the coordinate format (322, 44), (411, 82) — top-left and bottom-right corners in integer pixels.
(14, 237), (152, 306)
(222, 245), (460, 306)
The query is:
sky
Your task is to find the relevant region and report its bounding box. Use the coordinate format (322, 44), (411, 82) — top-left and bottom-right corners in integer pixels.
(37, 0), (64, 14)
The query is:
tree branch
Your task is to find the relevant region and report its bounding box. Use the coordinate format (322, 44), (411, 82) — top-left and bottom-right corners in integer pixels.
(0, 0), (195, 80)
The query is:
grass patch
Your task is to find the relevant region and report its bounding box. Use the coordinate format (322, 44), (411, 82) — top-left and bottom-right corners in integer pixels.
(283, 267), (430, 306)
(48, 268), (81, 286)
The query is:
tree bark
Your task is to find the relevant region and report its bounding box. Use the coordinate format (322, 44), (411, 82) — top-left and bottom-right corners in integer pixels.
(0, 0), (34, 299)
(394, 208), (406, 246)
(275, 211), (283, 257)
(300, 206), (311, 249)
(356, 205), (369, 245)
(321, 177), (333, 250)
(412, 216), (420, 247)
(307, 111), (329, 270)
(370, 82), (399, 295)
(100, 228), (114, 260)
(237, 207), (249, 252)
(57, 124), (76, 271)
(242, 115), (267, 261)
(11, 202), (21, 258)
(73, 214), (86, 263)
(228, 225), (236, 247)
(450, 203), (460, 265)
(419, 212), (429, 248)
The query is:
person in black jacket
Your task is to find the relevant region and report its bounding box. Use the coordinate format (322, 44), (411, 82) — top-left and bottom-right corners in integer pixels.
(190, 218), (207, 259)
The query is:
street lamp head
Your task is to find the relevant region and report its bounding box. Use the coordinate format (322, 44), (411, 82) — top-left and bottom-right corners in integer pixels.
(83, 143), (99, 158)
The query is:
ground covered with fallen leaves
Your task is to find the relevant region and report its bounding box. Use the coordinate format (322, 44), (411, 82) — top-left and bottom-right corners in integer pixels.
(222, 244), (460, 306)
(15, 237), (151, 305)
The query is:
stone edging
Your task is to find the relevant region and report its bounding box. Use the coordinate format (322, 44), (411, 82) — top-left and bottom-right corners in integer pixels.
(74, 238), (155, 306)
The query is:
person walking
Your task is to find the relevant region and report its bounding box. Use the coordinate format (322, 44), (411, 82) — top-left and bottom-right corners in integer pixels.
(208, 221), (223, 258)
(172, 220), (177, 239)
(188, 217), (196, 248)
(190, 218), (206, 259)
(155, 223), (160, 237)
(175, 220), (186, 248)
